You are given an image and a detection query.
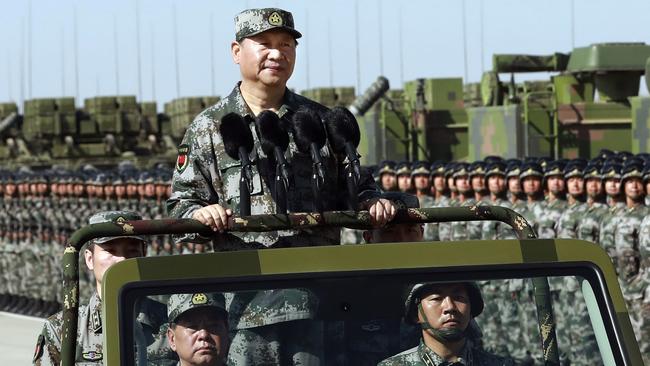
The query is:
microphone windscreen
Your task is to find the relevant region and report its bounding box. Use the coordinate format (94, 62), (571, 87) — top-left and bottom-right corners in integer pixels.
(220, 112), (254, 160)
(292, 107), (326, 153)
(256, 110), (290, 155)
(324, 106), (361, 153)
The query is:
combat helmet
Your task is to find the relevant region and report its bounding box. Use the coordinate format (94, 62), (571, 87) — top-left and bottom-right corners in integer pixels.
(404, 282), (484, 325)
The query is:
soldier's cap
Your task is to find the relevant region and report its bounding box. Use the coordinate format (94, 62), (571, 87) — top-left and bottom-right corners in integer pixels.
(485, 161), (507, 178)
(505, 161), (522, 178)
(600, 163), (622, 180)
(519, 162), (543, 179)
(167, 293), (227, 324)
(598, 148), (615, 159)
(563, 161), (585, 179)
(543, 160), (566, 178)
(483, 155), (503, 165)
(113, 175), (124, 185)
(87, 211), (146, 245)
(643, 165), (650, 182)
(623, 156), (644, 169)
(430, 160), (446, 176)
(235, 8), (302, 43)
(381, 192), (419, 210)
(468, 161), (486, 177)
(410, 161), (431, 176)
(92, 173), (108, 186)
(405, 282), (484, 324)
(621, 162), (644, 182)
(583, 164), (602, 180)
(444, 162), (457, 178)
(395, 161), (412, 176)
(603, 157), (623, 167)
(453, 162), (470, 178)
(617, 151), (633, 161)
(378, 160), (396, 175)
(139, 171), (154, 184)
(537, 157), (552, 169)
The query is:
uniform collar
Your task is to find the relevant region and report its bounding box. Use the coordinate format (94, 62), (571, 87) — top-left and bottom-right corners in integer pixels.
(417, 339), (473, 366)
(231, 82), (299, 119)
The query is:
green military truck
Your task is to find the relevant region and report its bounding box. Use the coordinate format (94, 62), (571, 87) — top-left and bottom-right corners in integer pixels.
(56, 207), (644, 365)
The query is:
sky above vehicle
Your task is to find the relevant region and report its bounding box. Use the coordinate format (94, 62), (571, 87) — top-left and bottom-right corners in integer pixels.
(0, 0), (648, 109)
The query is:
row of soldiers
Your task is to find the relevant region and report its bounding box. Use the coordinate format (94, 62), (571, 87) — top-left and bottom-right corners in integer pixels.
(362, 151), (649, 365)
(0, 162), (209, 318)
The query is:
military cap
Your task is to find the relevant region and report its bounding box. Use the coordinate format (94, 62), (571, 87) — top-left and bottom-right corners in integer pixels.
(483, 155), (503, 165)
(378, 160), (396, 175)
(125, 172), (138, 185)
(643, 165), (650, 182)
(93, 173), (108, 185)
(429, 160), (446, 176)
(410, 161), (431, 176)
(583, 164), (602, 180)
(603, 157), (623, 166)
(395, 162), (412, 176)
(600, 163), (622, 180)
(617, 151), (633, 162)
(381, 191), (419, 210)
(519, 162), (543, 179)
(505, 162), (522, 178)
(621, 162), (644, 182)
(453, 162), (470, 178)
(71, 173), (84, 184)
(543, 160), (566, 178)
(88, 211), (146, 245)
(598, 148), (615, 159)
(167, 293), (227, 324)
(139, 171), (154, 184)
(235, 8), (302, 42)
(404, 282), (484, 324)
(468, 161), (486, 177)
(444, 162), (457, 178)
(563, 161), (585, 179)
(623, 156), (644, 168)
(485, 161), (507, 178)
(113, 175), (124, 185)
(537, 157), (552, 170)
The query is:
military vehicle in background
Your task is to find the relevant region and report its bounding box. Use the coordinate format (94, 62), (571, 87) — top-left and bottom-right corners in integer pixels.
(0, 94), (219, 170)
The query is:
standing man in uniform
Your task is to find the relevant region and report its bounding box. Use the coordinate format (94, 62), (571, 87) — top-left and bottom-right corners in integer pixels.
(167, 8), (394, 365)
(378, 160), (398, 192)
(538, 160), (567, 239)
(599, 163), (625, 265)
(423, 161), (450, 241)
(411, 161), (434, 209)
(396, 162), (414, 194)
(576, 163), (608, 243)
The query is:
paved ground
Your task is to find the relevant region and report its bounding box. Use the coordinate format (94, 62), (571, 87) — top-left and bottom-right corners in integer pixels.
(0, 312), (45, 364)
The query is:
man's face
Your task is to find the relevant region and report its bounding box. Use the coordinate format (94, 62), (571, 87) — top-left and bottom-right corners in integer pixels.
(145, 183), (156, 198)
(585, 178), (602, 198)
(363, 223), (424, 244)
(447, 176), (456, 192)
(86, 184), (95, 196)
(37, 183), (49, 195)
(167, 307), (229, 366)
(432, 175), (446, 192)
(566, 177), (584, 197)
(470, 175), (485, 192)
(604, 178), (621, 197)
(624, 178), (644, 200)
(115, 185), (126, 198)
(546, 175), (565, 195)
(74, 184), (85, 197)
(487, 175), (506, 195)
(5, 183), (15, 196)
(397, 175), (412, 192)
(84, 238), (144, 287)
(155, 184), (167, 198)
(104, 185), (115, 198)
(413, 174), (430, 192)
(522, 176), (542, 196)
(645, 181), (650, 197)
(418, 283), (471, 337)
(455, 176), (471, 194)
(232, 30), (296, 88)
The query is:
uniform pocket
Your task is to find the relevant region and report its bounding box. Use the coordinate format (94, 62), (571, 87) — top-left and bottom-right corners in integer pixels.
(219, 158), (265, 212)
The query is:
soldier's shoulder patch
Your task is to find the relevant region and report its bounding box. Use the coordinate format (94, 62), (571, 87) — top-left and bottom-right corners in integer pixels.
(33, 334), (45, 363)
(176, 144), (190, 173)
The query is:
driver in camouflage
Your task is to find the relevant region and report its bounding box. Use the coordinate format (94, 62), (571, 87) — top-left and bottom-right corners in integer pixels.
(167, 8), (394, 366)
(378, 282), (513, 366)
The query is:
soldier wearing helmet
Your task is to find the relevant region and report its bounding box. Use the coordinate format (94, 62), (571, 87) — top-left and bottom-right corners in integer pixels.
(379, 282), (512, 365)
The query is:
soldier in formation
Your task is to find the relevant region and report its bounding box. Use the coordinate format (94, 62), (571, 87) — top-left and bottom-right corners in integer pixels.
(372, 150), (650, 365)
(0, 162), (180, 317)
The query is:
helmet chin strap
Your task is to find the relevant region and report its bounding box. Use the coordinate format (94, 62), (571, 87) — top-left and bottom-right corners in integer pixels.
(417, 302), (466, 343)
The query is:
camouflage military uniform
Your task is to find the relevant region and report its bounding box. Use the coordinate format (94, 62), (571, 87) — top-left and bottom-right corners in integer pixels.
(168, 76), (378, 363)
(576, 202), (607, 244)
(33, 292), (168, 365)
(538, 197), (567, 239)
(614, 204), (649, 365)
(424, 195), (450, 241)
(378, 339), (513, 366)
(599, 202), (626, 266)
(636, 215), (650, 364)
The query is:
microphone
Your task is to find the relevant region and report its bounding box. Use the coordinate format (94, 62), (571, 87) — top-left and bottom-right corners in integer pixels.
(219, 112), (254, 216)
(292, 107), (327, 212)
(256, 110), (292, 214)
(324, 106), (362, 210)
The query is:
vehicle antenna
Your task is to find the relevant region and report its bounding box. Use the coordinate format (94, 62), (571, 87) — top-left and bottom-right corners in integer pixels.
(114, 14), (120, 95)
(378, 0), (384, 76)
(61, 27), (66, 95)
(354, 0), (361, 94)
(461, 0), (468, 83)
(27, 0), (32, 99)
(150, 23), (156, 101)
(73, 4), (79, 105)
(136, 0), (142, 100)
(172, 3), (180, 98)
